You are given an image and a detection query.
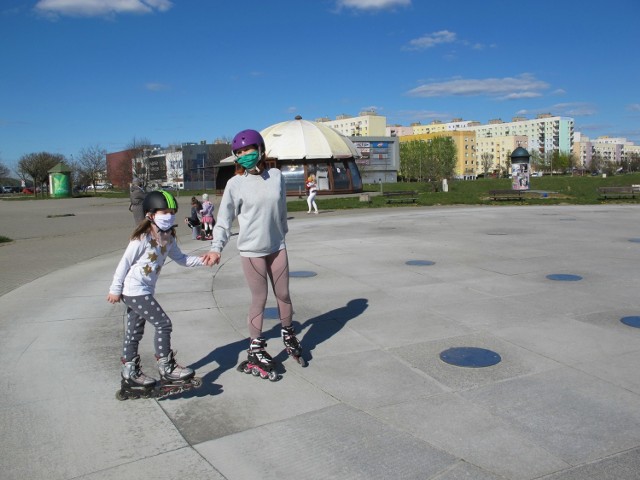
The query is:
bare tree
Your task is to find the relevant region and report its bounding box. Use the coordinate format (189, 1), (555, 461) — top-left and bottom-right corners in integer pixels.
(17, 152), (64, 197)
(127, 137), (154, 187)
(480, 152), (493, 176)
(0, 159), (10, 179)
(77, 145), (107, 191)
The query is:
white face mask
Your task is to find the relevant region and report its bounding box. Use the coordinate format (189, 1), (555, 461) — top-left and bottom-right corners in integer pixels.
(153, 213), (176, 232)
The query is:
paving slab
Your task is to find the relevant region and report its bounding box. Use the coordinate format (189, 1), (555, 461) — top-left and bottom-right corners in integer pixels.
(3, 201), (640, 479)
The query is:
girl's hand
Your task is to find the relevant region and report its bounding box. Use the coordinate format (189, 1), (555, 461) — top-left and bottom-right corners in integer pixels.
(201, 252), (221, 266)
(107, 293), (121, 304)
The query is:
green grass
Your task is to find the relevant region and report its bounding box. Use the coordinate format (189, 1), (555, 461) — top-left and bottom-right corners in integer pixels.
(4, 173), (640, 210)
(281, 173), (640, 212)
(0, 235), (13, 243)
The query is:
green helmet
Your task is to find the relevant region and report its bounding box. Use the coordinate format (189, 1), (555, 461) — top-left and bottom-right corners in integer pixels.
(142, 190), (178, 214)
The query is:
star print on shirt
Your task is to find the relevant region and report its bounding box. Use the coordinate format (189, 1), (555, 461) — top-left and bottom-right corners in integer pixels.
(143, 265), (154, 276)
(149, 238), (158, 248)
(161, 245), (167, 255)
(148, 251), (158, 262)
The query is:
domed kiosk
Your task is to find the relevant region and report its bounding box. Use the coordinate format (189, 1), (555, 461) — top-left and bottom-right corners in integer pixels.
(217, 116), (363, 195)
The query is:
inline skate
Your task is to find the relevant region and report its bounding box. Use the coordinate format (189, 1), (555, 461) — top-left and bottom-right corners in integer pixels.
(281, 325), (307, 367)
(237, 337), (279, 381)
(115, 355), (157, 401)
(155, 350), (202, 399)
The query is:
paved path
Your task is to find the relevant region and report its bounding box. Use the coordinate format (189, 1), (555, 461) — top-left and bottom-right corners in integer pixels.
(2, 198), (640, 479)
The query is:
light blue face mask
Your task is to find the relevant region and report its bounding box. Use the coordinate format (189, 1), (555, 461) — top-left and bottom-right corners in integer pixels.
(236, 151), (260, 170)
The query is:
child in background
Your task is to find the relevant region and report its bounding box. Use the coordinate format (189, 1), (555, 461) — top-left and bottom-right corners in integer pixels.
(200, 193), (215, 240)
(305, 174), (319, 214)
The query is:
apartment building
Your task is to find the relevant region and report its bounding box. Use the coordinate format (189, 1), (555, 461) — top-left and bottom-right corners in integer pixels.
(467, 114), (574, 157)
(573, 133), (640, 169)
(316, 111), (387, 137)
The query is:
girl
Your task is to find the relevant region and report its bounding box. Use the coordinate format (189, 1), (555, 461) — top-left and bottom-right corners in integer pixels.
(305, 174), (319, 214)
(108, 190), (209, 399)
(200, 193), (215, 240)
(202, 129), (304, 380)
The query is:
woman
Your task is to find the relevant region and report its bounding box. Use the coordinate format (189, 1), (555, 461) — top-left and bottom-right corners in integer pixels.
(202, 129), (305, 380)
(305, 174), (319, 214)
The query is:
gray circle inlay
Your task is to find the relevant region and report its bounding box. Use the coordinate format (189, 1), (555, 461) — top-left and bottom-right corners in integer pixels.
(546, 274), (583, 282)
(628, 238), (640, 243)
(621, 316), (640, 328)
(290, 271), (317, 278)
(405, 260), (435, 266)
(440, 347), (501, 368)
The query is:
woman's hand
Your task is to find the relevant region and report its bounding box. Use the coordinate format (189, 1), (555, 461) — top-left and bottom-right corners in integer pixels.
(201, 252), (221, 266)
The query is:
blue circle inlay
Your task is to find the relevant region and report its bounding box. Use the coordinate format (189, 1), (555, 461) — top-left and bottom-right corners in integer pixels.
(405, 260), (435, 266)
(439, 347), (501, 368)
(628, 238), (640, 243)
(621, 316), (640, 328)
(546, 274), (583, 282)
(290, 270), (317, 278)
(264, 307), (279, 319)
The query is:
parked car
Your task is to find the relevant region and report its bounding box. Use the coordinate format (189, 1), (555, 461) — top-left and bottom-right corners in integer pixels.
(22, 187), (34, 194)
(1, 186), (12, 193)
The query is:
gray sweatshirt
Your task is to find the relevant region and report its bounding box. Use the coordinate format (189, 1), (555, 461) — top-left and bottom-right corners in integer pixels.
(210, 168), (288, 257)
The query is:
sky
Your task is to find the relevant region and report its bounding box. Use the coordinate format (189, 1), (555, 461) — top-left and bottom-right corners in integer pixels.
(1, 0), (639, 171)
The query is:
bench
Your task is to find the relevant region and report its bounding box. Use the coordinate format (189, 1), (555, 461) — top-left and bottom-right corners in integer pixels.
(386, 197), (417, 204)
(382, 191), (418, 204)
(488, 189), (525, 201)
(597, 186), (637, 199)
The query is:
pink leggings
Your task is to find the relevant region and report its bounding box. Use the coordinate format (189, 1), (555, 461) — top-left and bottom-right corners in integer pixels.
(241, 248), (293, 339)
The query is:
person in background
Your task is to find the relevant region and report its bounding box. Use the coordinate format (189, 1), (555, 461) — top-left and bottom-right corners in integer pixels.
(129, 178), (145, 225)
(200, 193), (215, 240)
(185, 196), (203, 240)
(201, 129), (304, 380)
(305, 174), (319, 214)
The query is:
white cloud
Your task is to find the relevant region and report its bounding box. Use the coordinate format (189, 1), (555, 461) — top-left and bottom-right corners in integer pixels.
(407, 74), (549, 100)
(518, 102), (596, 118)
(627, 103), (640, 112)
(145, 82), (170, 92)
(404, 30), (456, 50)
(336, 0), (410, 10)
(34, 0), (173, 17)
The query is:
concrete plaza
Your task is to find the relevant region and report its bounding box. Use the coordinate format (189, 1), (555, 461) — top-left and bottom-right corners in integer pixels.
(1, 196), (640, 479)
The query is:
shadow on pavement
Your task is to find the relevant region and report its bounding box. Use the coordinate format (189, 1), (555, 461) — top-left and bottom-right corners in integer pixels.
(182, 297), (369, 393)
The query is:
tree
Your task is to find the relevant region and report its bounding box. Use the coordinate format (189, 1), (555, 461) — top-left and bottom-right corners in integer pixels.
(17, 152), (63, 197)
(0, 160), (10, 179)
(480, 152), (493, 176)
(399, 136), (457, 183)
(127, 137), (154, 186)
(77, 145), (107, 191)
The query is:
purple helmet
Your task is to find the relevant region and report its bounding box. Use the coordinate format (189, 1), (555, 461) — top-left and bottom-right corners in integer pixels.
(232, 129), (265, 155)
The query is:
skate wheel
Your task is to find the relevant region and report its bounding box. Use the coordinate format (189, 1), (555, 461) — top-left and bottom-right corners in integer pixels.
(260, 371), (269, 379)
(115, 390), (128, 401)
(190, 377), (203, 388)
(251, 367), (261, 376)
(297, 356), (308, 367)
(268, 371), (279, 382)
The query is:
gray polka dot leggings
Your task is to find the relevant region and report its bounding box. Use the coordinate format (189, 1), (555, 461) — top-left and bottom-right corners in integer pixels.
(121, 294), (172, 362)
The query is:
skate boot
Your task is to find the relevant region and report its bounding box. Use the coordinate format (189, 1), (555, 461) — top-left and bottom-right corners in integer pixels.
(282, 325), (307, 367)
(116, 355), (157, 401)
(237, 337), (279, 381)
(155, 350), (202, 399)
